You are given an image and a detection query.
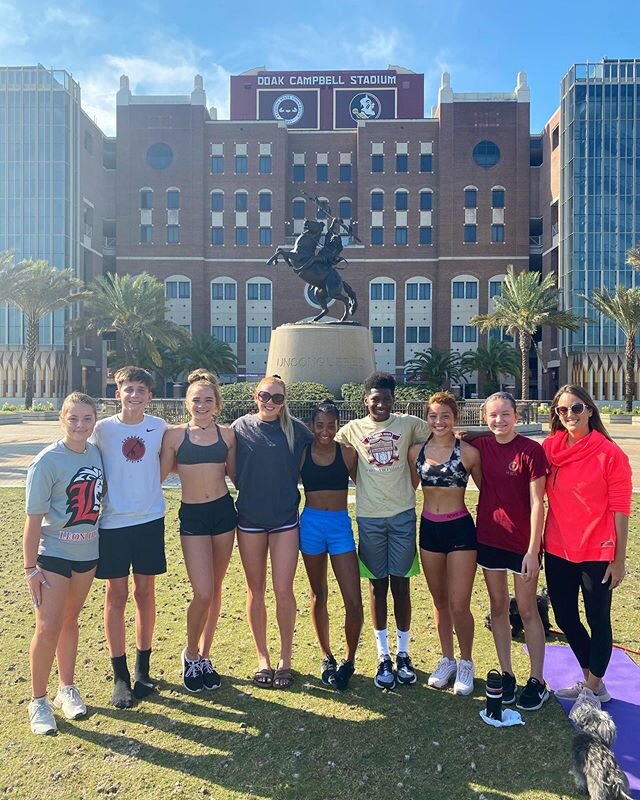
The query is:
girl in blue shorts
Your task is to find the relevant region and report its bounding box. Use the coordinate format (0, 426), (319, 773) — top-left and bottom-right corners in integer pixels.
(300, 399), (363, 690)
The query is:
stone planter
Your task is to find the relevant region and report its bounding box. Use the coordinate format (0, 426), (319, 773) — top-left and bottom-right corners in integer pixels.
(0, 413), (23, 425)
(631, 415), (640, 424)
(601, 413), (632, 425)
(24, 411), (59, 421)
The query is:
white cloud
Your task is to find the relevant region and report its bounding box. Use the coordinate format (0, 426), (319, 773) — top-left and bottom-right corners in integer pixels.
(355, 28), (403, 67)
(43, 5), (96, 27)
(0, 0), (29, 48)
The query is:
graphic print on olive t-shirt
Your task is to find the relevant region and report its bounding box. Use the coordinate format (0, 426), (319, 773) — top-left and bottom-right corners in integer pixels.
(122, 436), (146, 463)
(362, 430), (401, 467)
(65, 466), (104, 527)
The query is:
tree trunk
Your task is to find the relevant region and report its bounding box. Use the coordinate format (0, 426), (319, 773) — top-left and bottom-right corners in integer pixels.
(24, 316), (38, 410)
(624, 333), (636, 413)
(518, 330), (531, 400)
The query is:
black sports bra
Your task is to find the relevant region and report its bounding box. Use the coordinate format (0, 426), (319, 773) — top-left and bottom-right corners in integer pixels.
(176, 425), (228, 466)
(416, 438), (469, 488)
(301, 444), (349, 492)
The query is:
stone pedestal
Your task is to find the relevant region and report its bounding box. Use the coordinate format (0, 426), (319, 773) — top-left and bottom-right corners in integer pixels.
(266, 321), (375, 396)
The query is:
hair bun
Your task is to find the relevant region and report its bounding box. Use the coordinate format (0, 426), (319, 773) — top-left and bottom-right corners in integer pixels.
(187, 368), (218, 385)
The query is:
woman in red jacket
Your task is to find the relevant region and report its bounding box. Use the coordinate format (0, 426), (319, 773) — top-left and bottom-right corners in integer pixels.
(543, 385), (632, 710)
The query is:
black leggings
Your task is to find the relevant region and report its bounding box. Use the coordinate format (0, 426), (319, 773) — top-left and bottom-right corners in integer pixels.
(544, 552), (613, 678)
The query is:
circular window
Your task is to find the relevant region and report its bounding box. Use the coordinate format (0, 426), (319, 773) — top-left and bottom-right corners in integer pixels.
(304, 284), (335, 309)
(146, 143), (174, 170)
(472, 140), (500, 168)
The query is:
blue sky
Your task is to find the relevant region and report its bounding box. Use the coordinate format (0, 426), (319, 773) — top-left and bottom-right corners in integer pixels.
(1, 0), (639, 135)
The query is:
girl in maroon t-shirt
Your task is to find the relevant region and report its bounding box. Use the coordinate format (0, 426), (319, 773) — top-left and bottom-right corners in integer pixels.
(472, 392), (549, 711)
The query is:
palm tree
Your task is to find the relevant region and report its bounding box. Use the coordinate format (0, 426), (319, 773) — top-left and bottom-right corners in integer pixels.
(580, 247), (640, 411)
(0, 256), (86, 408)
(177, 333), (238, 376)
(471, 265), (584, 399)
(76, 272), (189, 368)
(404, 347), (469, 390)
(461, 339), (520, 396)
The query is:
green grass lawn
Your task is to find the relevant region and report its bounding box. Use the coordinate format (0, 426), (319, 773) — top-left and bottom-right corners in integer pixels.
(1, 488), (638, 800)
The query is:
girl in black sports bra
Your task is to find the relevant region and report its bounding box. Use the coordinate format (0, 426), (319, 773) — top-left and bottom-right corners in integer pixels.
(160, 370), (237, 693)
(299, 399), (362, 690)
(408, 392), (482, 697)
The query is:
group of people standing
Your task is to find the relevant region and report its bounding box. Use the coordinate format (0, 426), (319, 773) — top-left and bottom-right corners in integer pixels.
(24, 367), (632, 737)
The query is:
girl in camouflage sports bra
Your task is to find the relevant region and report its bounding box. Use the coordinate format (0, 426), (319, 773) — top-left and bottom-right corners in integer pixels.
(408, 391), (482, 697)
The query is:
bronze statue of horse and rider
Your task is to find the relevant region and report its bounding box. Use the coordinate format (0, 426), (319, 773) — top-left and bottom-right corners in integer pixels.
(266, 217), (358, 322)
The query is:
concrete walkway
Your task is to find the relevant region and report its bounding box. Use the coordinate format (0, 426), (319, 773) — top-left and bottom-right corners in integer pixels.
(2, 419), (640, 490)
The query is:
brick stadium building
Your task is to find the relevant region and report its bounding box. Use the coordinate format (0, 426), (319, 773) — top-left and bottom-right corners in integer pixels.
(2, 61), (639, 401)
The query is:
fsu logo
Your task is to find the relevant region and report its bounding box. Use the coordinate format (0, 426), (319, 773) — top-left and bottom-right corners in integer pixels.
(272, 94), (304, 125)
(507, 460), (519, 475)
(122, 436), (146, 462)
(349, 93), (381, 121)
(65, 466), (103, 527)
(362, 430), (401, 466)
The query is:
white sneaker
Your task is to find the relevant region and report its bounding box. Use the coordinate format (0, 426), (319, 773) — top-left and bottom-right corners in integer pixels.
(569, 687), (601, 716)
(53, 684), (87, 719)
(428, 657), (457, 688)
(28, 697), (57, 735)
(453, 659), (475, 696)
(554, 680), (611, 703)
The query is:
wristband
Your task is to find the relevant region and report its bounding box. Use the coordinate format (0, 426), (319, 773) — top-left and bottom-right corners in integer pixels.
(24, 565), (36, 571)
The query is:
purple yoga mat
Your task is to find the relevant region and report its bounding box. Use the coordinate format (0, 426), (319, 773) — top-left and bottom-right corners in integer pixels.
(543, 644), (640, 798)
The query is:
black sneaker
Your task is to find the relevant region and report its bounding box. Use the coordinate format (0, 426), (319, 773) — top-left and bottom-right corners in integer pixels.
(181, 648), (203, 693)
(396, 652), (417, 685)
(502, 671), (517, 704)
(200, 658), (221, 690)
(516, 677), (550, 711)
(321, 655), (338, 687)
(334, 659), (355, 691)
(374, 656), (396, 690)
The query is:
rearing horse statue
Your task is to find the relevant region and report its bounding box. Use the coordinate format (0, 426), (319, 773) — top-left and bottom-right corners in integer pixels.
(266, 218), (358, 322)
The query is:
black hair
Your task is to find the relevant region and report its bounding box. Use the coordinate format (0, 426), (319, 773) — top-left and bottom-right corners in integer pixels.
(311, 398), (339, 423)
(364, 371), (396, 396)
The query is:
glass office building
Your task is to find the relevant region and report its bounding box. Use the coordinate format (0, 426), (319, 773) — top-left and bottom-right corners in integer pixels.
(560, 59), (640, 394)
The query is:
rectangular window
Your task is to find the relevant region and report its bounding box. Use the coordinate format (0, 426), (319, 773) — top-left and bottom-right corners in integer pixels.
(419, 226), (432, 245)
(465, 326), (477, 343)
(339, 163), (352, 182)
(178, 281), (190, 299)
(260, 283), (271, 301)
(211, 284), (224, 300)
(371, 227), (384, 245)
(452, 281), (465, 299)
(418, 326), (430, 343)
(406, 283), (418, 301)
(140, 190), (153, 210)
(211, 155), (223, 174)
(465, 281), (478, 299)
(292, 164), (305, 182)
(491, 189), (505, 208)
(371, 326), (381, 343)
(489, 280), (502, 298)
(452, 325), (464, 342)
(140, 225), (152, 244)
(247, 326), (259, 343)
(420, 154), (433, 172)
(552, 126), (559, 150)
(225, 325), (236, 343)
(395, 227), (408, 245)
(396, 153), (408, 173)
(395, 192), (408, 211)
(165, 281), (177, 299)
(316, 164), (328, 182)
(292, 199), (305, 219)
(338, 199), (352, 219)
(211, 227), (224, 245)
(370, 284), (382, 301)
(167, 190), (180, 210)
(371, 154), (384, 172)
(420, 283), (431, 300)
(247, 284), (259, 300)
(211, 193), (224, 212)
(235, 193), (248, 212)
(258, 155), (272, 174)
(383, 283), (395, 300)
(235, 155), (248, 174)
(260, 326), (271, 343)
(491, 224), (505, 243)
(464, 224), (477, 243)
(259, 227), (272, 246)
(371, 192), (384, 211)
(381, 326), (393, 344)
(406, 326), (417, 343)
(259, 193), (272, 212)
(419, 192), (432, 211)
(212, 325), (224, 341)
(225, 283), (236, 300)
(464, 189), (477, 208)
(167, 225), (180, 244)
(235, 227), (248, 246)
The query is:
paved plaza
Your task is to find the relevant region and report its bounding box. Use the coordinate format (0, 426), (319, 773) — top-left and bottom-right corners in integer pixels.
(2, 419), (640, 490)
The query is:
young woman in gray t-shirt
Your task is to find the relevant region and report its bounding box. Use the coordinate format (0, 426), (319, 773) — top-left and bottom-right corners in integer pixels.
(24, 392), (104, 735)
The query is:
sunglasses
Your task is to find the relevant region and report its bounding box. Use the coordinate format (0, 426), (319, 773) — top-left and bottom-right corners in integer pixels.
(257, 390), (285, 405)
(555, 402), (587, 417)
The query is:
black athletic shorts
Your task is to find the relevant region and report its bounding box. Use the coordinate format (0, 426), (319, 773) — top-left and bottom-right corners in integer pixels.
(179, 493), (237, 536)
(96, 517), (166, 579)
(37, 554), (98, 579)
(477, 542), (541, 575)
(419, 511), (477, 554)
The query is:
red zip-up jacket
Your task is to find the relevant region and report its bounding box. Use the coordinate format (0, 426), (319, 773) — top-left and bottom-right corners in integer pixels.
(543, 429), (632, 563)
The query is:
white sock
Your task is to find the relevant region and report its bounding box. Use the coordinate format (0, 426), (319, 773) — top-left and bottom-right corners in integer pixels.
(397, 629), (411, 655)
(374, 629), (389, 659)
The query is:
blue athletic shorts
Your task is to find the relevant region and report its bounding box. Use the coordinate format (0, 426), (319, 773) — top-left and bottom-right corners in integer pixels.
(299, 507), (356, 557)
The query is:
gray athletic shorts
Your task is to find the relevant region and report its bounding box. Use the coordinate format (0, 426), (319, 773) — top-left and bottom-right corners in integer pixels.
(356, 508), (418, 579)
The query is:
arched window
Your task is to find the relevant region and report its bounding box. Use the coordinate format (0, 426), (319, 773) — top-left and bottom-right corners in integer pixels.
(464, 185), (478, 209)
(210, 190), (224, 212)
(166, 188), (180, 209)
(139, 188), (153, 210)
(395, 189), (409, 211)
(258, 190), (272, 213)
(235, 191), (248, 213)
